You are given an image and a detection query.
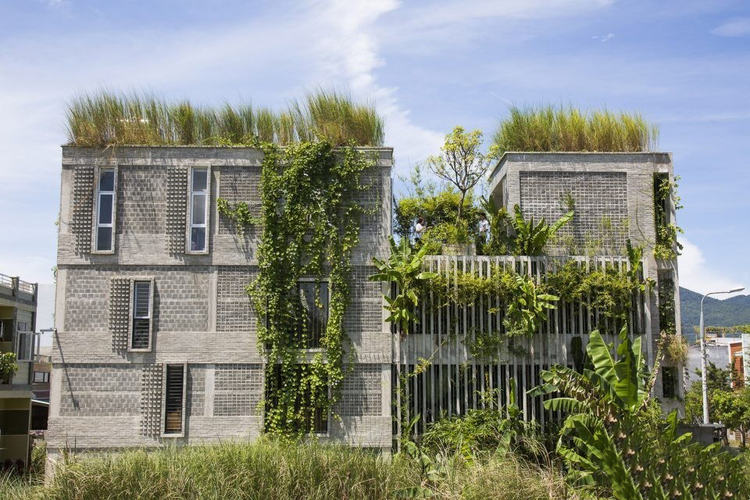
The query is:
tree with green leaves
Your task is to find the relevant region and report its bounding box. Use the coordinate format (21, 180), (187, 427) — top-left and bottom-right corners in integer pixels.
(369, 237), (438, 336)
(425, 126), (495, 224)
(711, 387), (750, 448)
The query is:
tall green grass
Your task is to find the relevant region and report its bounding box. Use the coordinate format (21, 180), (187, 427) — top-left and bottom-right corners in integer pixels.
(492, 105), (658, 154)
(66, 89), (385, 148)
(0, 440), (572, 499)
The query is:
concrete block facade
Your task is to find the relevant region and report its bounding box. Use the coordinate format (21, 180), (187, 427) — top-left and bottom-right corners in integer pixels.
(488, 152), (683, 407)
(50, 146), (394, 460)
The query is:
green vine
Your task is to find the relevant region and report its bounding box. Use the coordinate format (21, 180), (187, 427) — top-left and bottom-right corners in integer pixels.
(246, 141), (372, 438)
(653, 174), (684, 261)
(216, 198), (261, 235)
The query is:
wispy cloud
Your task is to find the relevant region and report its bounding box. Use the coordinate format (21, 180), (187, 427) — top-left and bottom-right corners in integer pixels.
(678, 237), (747, 297)
(712, 17), (750, 37)
(592, 33), (615, 42)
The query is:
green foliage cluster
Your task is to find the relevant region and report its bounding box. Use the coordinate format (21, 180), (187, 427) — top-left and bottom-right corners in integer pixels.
(215, 198), (261, 236)
(0, 352), (18, 380)
(711, 387), (750, 448)
(499, 205), (574, 256)
(533, 327), (749, 499)
(66, 89), (384, 147)
(369, 237), (438, 336)
(684, 362), (733, 425)
(248, 141), (372, 437)
(492, 105), (659, 155)
(653, 174), (684, 261)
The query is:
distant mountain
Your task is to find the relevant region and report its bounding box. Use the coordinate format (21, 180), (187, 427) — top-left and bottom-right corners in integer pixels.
(679, 287), (750, 341)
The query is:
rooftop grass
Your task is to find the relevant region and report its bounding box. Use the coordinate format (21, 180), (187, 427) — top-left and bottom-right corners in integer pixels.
(492, 105), (659, 155)
(65, 90), (385, 148)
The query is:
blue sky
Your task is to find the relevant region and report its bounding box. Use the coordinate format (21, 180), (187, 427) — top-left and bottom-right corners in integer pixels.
(1, 0), (749, 299)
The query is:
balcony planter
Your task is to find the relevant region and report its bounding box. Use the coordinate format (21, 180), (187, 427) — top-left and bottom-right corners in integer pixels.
(442, 242), (476, 256)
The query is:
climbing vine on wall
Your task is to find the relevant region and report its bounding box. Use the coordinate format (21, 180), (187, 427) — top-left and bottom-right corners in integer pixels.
(653, 174), (684, 261)
(246, 141), (372, 438)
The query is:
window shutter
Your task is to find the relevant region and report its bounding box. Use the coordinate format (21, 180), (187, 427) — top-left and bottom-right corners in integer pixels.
(132, 281), (151, 349)
(164, 365), (185, 434)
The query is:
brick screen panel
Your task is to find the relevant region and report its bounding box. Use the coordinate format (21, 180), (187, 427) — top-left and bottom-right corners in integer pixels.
(519, 171), (629, 252)
(109, 278), (130, 351)
(217, 267), (258, 332)
(187, 365), (205, 417)
(59, 364), (142, 417)
(213, 364), (264, 416)
(71, 166), (94, 254)
(336, 364), (382, 416)
(140, 364), (163, 437)
(65, 267), (210, 333)
(117, 166), (167, 235)
(217, 167), (262, 235)
(166, 166), (188, 255)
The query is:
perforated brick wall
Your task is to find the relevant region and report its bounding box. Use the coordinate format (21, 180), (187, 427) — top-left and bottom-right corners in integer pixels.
(187, 365), (205, 417)
(336, 364), (382, 416)
(166, 166), (188, 254)
(65, 267), (209, 333)
(344, 266), (385, 353)
(59, 364), (141, 416)
(140, 364), (163, 437)
(213, 364), (264, 416)
(109, 278), (130, 351)
(71, 166), (94, 253)
(117, 166), (167, 235)
(217, 167), (262, 235)
(519, 171), (628, 250)
(217, 267), (258, 332)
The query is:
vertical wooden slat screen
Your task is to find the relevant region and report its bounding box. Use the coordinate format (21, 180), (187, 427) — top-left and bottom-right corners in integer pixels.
(393, 254), (648, 440)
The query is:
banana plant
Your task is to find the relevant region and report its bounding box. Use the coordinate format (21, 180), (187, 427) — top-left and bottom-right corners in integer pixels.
(502, 204), (574, 256)
(369, 236), (438, 336)
(503, 274), (558, 337)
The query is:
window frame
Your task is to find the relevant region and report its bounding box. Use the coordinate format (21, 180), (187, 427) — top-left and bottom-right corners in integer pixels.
(93, 165), (118, 254)
(296, 278), (329, 350)
(33, 372), (49, 384)
(161, 363), (187, 438)
(128, 278), (155, 352)
(186, 165), (212, 255)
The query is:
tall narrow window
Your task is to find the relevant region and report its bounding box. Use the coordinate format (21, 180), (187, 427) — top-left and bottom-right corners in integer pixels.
(131, 281), (152, 350)
(189, 168), (208, 252)
(296, 281), (328, 348)
(96, 168), (115, 251)
(164, 364), (185, 435)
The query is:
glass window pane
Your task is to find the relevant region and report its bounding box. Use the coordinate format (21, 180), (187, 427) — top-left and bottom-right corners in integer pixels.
(191, 227), (206, 252)
(97, 227), (112, 251)
(99, 194), (113, 224)
(192, 169), (207, 191)
(99, 170), (115, 191)
(192, 194), (206, 224)
(133, 282), (151, 318)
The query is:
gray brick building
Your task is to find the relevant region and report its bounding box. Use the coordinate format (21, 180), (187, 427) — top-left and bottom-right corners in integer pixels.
(49, 146), (394, 463)
(50, 147), (682, 462)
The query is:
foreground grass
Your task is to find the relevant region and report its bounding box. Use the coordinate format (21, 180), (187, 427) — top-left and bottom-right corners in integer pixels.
(0, 440), (572, 500)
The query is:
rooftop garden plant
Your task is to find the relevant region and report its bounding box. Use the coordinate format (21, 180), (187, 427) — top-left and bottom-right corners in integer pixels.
(65, 89), (384, 147)
(493, 105), (659, 155)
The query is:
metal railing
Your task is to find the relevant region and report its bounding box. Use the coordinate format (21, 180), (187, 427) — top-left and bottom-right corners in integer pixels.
(0, 272), (37, 301)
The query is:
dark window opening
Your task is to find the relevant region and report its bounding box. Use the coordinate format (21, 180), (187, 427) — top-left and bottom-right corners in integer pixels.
(295, 281), (328, 349)
(662, 366), (678, 399)
(265, 364), (328, 434)
(164, 365), (185, 435)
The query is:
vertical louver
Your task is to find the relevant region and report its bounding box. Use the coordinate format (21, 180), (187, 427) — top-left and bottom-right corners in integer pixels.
(164, 365), (184, 435)
(132, 281), (151, 349)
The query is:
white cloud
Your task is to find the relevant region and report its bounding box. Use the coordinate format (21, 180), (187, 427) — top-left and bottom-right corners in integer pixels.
(592, 33), (615, 42)
(678, 237), (747, 298)
(712, 17), (750, 37)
